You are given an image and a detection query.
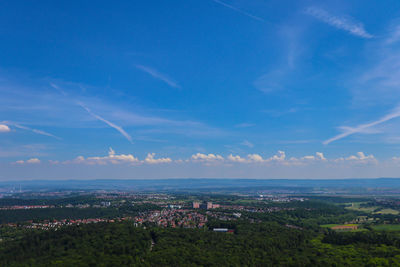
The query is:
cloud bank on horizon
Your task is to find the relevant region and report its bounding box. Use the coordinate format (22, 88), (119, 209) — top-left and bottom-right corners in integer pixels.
(1, 0), (400, 179)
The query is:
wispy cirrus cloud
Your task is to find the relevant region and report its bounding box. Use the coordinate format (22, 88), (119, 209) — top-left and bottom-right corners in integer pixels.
(240, 140), (254, 148)
(324, 106), (400, 144)
(135, 65), (180, 89)
(212, 0), (265, 22)
(354, 24), (400, 105)
(234, 123), (255, 128)
(324, 22), (400, 145)
(1, 77), (224, 146)
(78, 103), (133, 144)
(2, 121), (61, 140)
(49, 82), (67, 96)
(305, 6), (373, 39)
(254, 69), (286, 94)
(254, 25), (305, 94)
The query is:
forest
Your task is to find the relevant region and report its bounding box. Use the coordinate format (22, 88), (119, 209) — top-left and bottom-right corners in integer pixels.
(1, 221), (400, 266)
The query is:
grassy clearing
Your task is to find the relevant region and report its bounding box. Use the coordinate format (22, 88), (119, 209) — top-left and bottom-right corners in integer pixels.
(344, 202), (400, 215)
(372, 224), (400, 231)
(320, 224), (339, 228)
(231, 199), (260, 204)
(345, 202), (380, 213)
(373, 208), (399, 215)
(320, 224), (361, 232)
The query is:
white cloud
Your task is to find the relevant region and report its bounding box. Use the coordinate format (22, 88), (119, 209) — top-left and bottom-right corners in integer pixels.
(391, 156), (400, 163)
(63, 148), (174, 165)
(15, 150), (380, 168)
(226, 151), (357, 165)
(78, 103), (133, 144)
(226, 151), (286, 164)
(305, 7), (373, 39)
(145, 153), (172, 164)
(316, 152), (326, 161)
(135, 65), (180, 89)
(26, 158), (41, 164)
(191, 153), (224, 162)
(69, 148), (139, 165)
(227, 153), (266, 163)
(15, 158), (41, 164)
(334, 152), (376, 164)
(227, 154), (247, 163)
(347, 152), (375, 161)
(0, 124), (10, 133)
(268, 150), (286, 161)
(301, 152), (326, 161)
(247, 154), (265, 163)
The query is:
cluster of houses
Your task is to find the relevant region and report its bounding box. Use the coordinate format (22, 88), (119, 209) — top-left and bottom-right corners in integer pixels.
(0, 205), (53, 210)
(133, 209), (207, 228)
(6, 217), (134, 230)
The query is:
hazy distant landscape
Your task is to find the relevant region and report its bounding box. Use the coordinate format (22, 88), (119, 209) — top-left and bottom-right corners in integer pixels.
(3, 178), (400, 194)
(2, 179), (400, 265)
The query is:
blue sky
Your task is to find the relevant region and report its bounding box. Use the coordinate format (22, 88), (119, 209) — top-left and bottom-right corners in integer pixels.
(2, 0), (400, 179)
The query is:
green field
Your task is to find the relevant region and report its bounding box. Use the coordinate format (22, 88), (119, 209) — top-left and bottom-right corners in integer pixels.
(320, 224), (339, 228)
(372, 224), (400, 231)
(320, 224), (362, 232)
(373, 208), (400, 215)
(345, 202), (378, 213)
(344, 202), (400, 215)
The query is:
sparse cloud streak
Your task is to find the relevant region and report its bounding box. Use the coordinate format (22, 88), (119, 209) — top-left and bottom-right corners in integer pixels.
(49, 82), (67, 96)
(305, 7), (373, 38)
(135, 65), (180, 89)
(78, 103), (133, 144)
(2, 121), (61, 140)
(234, 123), (255, 128)
(241, 140), (254, 148)
(324, 107), (400, 144)
(212, 0), (265, 22)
